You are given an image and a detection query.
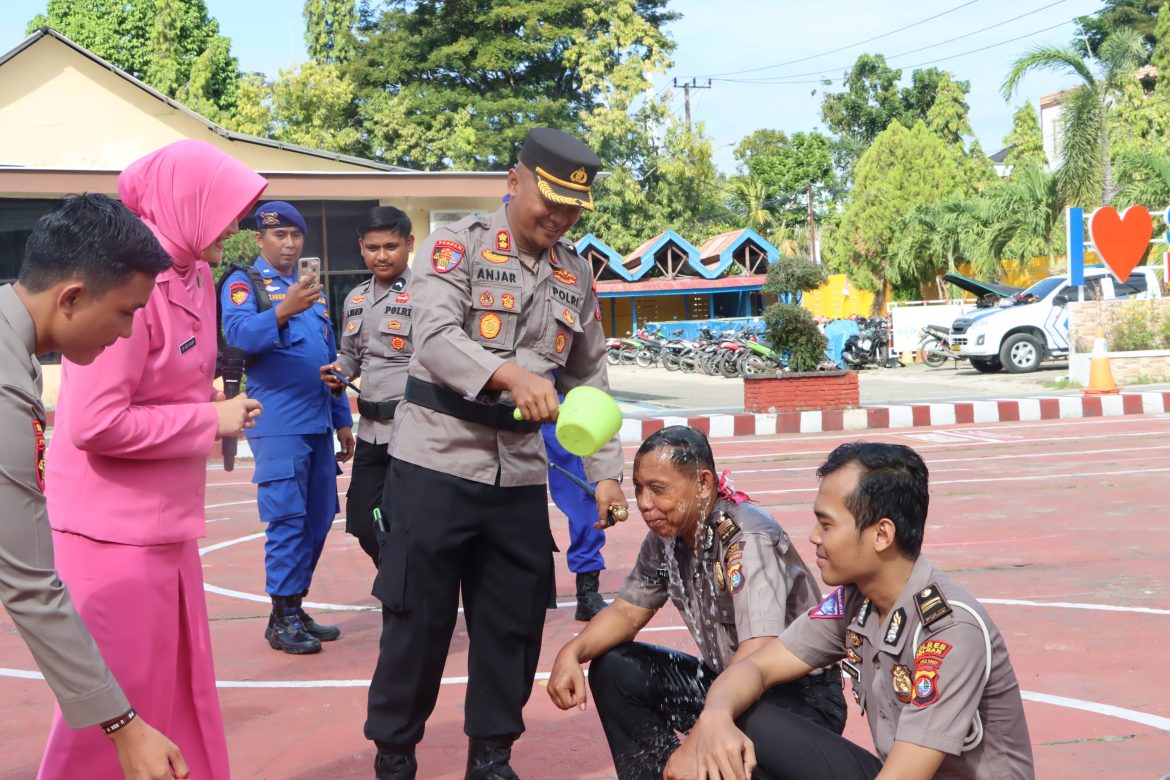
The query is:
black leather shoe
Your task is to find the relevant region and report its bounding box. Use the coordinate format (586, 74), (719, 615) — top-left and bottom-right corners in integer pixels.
(574, 571), (607, 621)
(265, 597), (322, 655)
(374, 748), (417, 780)
(292, 595), (340, 641)
(465, 736), (520, 780)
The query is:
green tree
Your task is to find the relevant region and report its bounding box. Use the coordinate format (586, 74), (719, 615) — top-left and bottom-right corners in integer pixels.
(1003, 28), (1149, 206)
(989, 161), (1065, 273)
(733, 129), (837, 227)
(1077, 0), (1163, 55)
(824, 121), (962, 302)
(305, 0), (357, 65)
(925, 73), (972, 148)
(347, 0), (676, 169)
(1002, 103), (1047, 170)
(890, 195), (978, 290)
(29, 0), (240, 114)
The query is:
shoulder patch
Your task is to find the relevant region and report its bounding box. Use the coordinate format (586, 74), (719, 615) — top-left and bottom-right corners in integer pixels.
(229, 280), (251, 306)
(727, 563), (746, 594)
(32, 420), (46, 491)
(723, 539), (745, 568)
(912, 641), (953, 710)
(432, 239), (465, 273)
(810, 587), (845, 619)
(914, 583), (953, 630)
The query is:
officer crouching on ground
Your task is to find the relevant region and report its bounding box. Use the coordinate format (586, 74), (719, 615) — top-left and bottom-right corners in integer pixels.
(322, 206), (414, 565)
(548, 426), (846, 780)
(364, 128), (628, 780)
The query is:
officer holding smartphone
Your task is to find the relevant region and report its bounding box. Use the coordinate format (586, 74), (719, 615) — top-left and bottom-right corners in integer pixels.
(221, 201), (355, 655)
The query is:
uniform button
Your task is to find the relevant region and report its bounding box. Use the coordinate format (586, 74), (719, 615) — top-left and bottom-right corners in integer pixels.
(193, 319), (201, 329)
(200, 362), (209, 374)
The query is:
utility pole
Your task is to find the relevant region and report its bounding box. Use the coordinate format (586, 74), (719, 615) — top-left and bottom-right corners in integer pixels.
(672, 78), (712, 129)
(807, 181), (821, 266)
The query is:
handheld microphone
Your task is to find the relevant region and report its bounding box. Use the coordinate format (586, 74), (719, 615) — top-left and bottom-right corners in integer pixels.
(221, 347), (245, 472)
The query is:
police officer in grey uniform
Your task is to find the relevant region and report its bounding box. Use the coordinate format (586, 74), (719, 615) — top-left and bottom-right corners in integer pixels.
(548, 427), (845, 780)
(0, 194), (251, 779)
(322, 206), (415, 565)
(687, 442), (1035, 780)
(365, 128), (629, 780)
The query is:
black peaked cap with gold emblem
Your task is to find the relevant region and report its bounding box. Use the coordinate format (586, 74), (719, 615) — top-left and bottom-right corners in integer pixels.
(519, 127), (601, 211)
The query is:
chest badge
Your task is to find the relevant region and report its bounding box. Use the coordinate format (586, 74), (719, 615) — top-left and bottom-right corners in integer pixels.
(396, 292), (410, 304)
(554, 333), (567, 353)
(479, 291), (495, 307)
(562, 308), (575, 324)
(346, 320), (359, 333)
(714, 562), (726, 591)
(552, 268), (578, 286)
(501, 293), (516, 310)
(352, 294), (366, 304)
(390, 336), (406, 350)
(482, 249), (510, 264)
(884, 608), (905, 646)
(480, 313), (502, 339)
(891, 664), (914, 704)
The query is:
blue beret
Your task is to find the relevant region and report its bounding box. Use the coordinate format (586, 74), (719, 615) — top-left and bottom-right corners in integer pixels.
(255, 201), (307, 234)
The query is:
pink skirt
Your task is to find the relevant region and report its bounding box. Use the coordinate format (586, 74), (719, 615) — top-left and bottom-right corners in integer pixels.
(38, 532), (230, 780)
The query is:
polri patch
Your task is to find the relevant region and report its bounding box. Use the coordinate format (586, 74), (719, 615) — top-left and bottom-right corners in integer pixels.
(229, 281), (251, 306)
(810, 587), (845, 619)
(884, 608), (905, 646)
(480, 313), (502, 339)
(432, 239), (465, 273)
(914, 583), (952, 629)
(31, 420), (45, 492)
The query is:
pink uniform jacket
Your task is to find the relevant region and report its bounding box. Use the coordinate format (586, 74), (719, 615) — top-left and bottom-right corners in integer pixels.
(46, 140), (267, 546)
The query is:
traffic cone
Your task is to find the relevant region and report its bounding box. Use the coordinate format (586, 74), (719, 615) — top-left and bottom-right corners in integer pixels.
(1083, 329), (1120, 396)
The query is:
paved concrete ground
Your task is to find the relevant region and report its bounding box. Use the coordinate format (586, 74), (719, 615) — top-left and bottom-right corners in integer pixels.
(608, 361), (1170, 416)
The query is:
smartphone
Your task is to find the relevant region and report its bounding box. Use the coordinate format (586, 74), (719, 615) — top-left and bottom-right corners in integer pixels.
(298, 256), (321, 284)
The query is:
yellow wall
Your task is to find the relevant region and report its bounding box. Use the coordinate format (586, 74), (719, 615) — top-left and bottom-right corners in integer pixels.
(802, 274), (877, 319)
(0, 36), (369, 172)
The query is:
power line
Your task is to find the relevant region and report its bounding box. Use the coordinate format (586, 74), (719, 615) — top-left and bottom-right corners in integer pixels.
(715, 17), (1081, 87)
(707, 0), (1070, 84)
(697, 0), (984, 79)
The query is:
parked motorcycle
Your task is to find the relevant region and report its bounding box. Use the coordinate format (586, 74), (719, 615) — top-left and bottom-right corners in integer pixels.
(842, 317), (895, 370)
(916, 324), (962, 368)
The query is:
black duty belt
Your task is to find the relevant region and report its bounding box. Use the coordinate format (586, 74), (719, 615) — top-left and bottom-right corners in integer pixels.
(404, 377), (541, 433)
(357, 398), (400, 421)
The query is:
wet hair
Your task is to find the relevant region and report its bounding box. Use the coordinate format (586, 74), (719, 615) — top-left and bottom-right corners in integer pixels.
(634, 425), (717, 479)
(356, 206), (412, 239)
(19, 194), (172, 297)
(816, 442), (929, 558)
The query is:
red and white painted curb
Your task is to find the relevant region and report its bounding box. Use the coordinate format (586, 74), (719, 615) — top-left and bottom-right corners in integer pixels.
(618, 391), (1170, 443)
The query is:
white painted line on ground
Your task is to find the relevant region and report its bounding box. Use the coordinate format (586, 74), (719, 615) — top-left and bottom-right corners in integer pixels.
(1021, 691), (1170, 731)
(984, 599), (1170, 616)
(205, 499), (256, 509)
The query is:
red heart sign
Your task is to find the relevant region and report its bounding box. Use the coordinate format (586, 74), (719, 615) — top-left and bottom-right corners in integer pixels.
(1089, 206), (1152, 283)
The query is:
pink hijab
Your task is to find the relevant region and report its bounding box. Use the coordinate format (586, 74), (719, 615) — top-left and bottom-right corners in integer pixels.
(117, 140), (267, 275)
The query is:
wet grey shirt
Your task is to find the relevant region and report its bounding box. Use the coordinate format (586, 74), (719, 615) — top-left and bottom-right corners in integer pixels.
(618, 499), (822, 673)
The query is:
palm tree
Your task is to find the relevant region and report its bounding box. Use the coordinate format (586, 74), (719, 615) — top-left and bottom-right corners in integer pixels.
(1117, 150), (1170, 208)
(987, 162), (1065, 274)
(1002, 28), (1148, 207)
(728, 175), (774, 234)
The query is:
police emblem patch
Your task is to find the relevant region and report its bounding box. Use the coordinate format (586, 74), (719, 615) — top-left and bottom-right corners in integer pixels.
(391, 336), (406, 350)
(912, 667), (940, 707)
(432, 239), (465, 273)
(810, 587), (845, 619)
(569, 166), (589, 185)
(479, 291), (495, 307)
(555, 333), (567, 353)
(229, 281), (251, 306)
(259, 211), (281, 226)
(387, 320), (403, 331)
(562, 308), (574, 324)
(553, 268), (578, 286)
(31, 420), (45, 492)
(502, 293), (516, 310)
(480, 313), (502, 339)
(396, 292), (410, 303)
(482, 249), (510, 264)
(728, 563), (746, 594)
(496, 231), (511, 252)
(346, 321), (358, 333)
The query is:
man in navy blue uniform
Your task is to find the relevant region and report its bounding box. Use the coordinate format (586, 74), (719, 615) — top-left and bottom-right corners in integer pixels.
(220, 201), (355, 655)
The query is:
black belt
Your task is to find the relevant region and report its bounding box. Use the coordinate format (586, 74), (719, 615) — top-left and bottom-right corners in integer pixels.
(404, 377), (541, 433)
(357, 398), (400, 421)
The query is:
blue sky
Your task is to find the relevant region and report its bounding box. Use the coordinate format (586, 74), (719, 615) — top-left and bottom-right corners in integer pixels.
(0, 0), (1105, 170)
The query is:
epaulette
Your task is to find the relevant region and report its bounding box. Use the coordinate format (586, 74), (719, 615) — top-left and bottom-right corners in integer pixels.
(914, 582), (953, 630)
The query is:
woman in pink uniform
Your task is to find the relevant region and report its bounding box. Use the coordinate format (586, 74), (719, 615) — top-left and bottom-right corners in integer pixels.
(39, 140), (267, 780)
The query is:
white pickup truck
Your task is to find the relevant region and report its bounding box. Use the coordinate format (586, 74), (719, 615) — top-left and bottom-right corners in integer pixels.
(949, 266), (1162, 373)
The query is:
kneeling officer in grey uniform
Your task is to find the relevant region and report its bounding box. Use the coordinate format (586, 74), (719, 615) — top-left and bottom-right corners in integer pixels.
(365, 128), (629, 780)
(548, 426), (846, 780)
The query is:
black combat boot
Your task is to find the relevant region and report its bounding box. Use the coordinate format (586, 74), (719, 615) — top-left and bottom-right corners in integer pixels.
(574, 571), (607, 621)
(374, 746), (417, 780)
(293, 592), (340, 641)
(465, 736), (520, 780)
(265, 596), (321, 655)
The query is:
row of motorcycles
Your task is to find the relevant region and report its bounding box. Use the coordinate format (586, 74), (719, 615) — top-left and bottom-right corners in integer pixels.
(605, 326), (791, 378)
